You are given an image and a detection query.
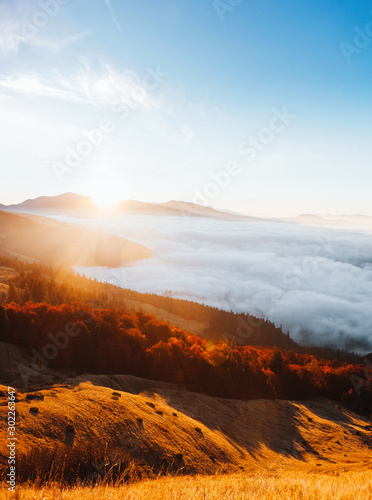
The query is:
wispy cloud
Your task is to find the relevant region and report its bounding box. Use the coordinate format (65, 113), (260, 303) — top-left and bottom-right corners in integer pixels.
(0, 59), (160, 110)
(102, 0), (121, 32)
(0, 1), (87, 57)
(32, 32), (90, 52)
(0, 74), (84, 103)
(0, 27), (88, 56)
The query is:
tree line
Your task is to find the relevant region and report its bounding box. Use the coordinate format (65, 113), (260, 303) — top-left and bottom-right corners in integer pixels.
(0, 256), (362, 363)
(1, 302), (371, 413)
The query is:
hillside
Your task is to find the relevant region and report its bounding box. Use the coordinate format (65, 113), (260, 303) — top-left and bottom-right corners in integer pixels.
(0, 256), (361, 362)
(0, 211), (151, 267)
(0, 372), (371, 483)
(0, 271), (371, 492)
(1, 303), (371, 409)
(0, 256), (370, 492)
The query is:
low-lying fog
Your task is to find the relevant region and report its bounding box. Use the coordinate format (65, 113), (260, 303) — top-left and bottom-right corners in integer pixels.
(63, 215), (372, 354)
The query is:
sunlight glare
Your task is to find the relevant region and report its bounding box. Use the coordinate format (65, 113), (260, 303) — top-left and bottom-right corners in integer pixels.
(93, 192), (120, 209)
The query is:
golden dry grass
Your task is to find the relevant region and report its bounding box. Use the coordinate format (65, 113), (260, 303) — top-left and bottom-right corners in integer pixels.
(1, 471), (372, 499)
(1, 375), (371, 482)
(1, 366), (371, 497)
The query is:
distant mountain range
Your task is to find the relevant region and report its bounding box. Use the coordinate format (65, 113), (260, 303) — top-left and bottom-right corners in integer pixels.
(1, 193), (371, 229)
(282, 213), (372, 230)
(0, 193), (255, 222)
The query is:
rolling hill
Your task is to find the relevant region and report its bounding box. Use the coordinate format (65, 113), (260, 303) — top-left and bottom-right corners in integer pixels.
(0, 211), (151, 267)
(0, 363), (371, 481)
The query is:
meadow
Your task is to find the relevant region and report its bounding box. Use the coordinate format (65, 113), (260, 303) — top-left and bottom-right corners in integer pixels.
(2, 471), (372, 500)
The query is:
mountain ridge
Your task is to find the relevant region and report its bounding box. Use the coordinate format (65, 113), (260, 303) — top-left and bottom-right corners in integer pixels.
(0, 193), (256, 222)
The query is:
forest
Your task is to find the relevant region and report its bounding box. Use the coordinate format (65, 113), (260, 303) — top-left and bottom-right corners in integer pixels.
(0, 256), (362, 363)
(1, 302), (371, 413)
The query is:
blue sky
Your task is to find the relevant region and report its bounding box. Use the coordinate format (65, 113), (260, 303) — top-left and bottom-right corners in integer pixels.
(0, 0), (371, 215)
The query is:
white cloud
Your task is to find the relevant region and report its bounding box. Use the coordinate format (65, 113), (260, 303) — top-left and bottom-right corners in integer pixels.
(0, 60), (160, 110)
(0, 74), (84, 102)
(69, 215), (372, 354)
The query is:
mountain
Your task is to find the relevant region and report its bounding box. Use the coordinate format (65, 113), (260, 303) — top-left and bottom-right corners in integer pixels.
(0, 193), (95, 215)
(0, 193), (256, 221)
(0, 211), (151, 267)
(286, 214), (329, 224)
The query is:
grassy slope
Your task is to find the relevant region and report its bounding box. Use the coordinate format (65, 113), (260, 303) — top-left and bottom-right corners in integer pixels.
(0, 321), (371, 498)
(0, 375), (371, 498)
(1, 374), (371, 476)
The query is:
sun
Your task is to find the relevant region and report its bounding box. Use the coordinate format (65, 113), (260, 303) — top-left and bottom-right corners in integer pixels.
(86, 178), (124, 210)
(93, 192), (120, 209)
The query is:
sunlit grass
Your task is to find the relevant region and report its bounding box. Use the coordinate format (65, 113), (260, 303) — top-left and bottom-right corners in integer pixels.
(2, 471), (372, 500)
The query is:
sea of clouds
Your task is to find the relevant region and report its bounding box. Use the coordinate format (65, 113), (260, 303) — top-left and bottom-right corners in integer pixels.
(68, 215), (372, 354)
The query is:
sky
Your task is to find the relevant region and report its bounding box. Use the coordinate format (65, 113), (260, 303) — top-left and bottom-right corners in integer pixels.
(0, 0), (372, 216)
